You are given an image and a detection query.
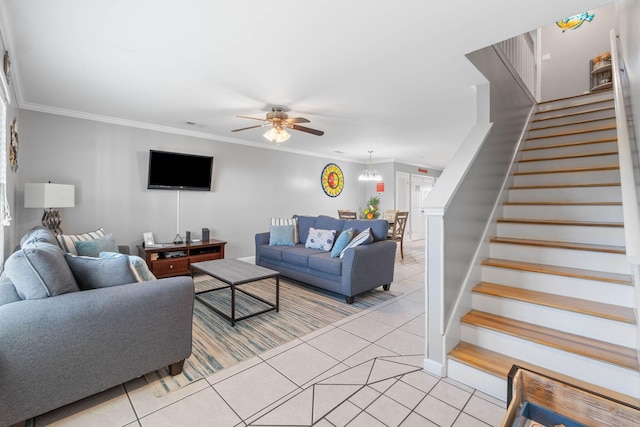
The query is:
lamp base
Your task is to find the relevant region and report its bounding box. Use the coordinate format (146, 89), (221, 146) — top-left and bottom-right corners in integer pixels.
(42, 208), (64, 234)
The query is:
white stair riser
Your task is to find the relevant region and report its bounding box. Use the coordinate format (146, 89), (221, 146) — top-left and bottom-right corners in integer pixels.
(471, 294), (636, 347)
(537, 96), (613, 113)
(502, 204), (623, 222)
(525, 129), (617, 148)
(513, 169), (620, 186)
(481, 265), (634, 306)
(460, 325), (640, 398)
(447, 360), (507, 402)
(531, 109), (615, 128)
(517, 154), (619, 173)
(496, 222), (625, 246)
(528, 119), (616, 138)
(508, 186), (621, 203)
(521, 141), (618, 160)
(489, 242), (630, 274)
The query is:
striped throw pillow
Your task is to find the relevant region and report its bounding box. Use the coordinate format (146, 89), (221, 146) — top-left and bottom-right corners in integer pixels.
(56, 228), (106, 256)
(339, 227), (373, 258)
(270, 217), (299, 243)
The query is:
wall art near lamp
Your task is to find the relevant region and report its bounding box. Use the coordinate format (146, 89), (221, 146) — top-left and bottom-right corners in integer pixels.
(321, 163), (344, 197)
(9, 118), (17, 172)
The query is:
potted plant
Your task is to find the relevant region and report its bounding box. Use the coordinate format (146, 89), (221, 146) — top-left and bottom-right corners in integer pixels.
(593, 51), (611, 69)
(362, 195), (381, 219)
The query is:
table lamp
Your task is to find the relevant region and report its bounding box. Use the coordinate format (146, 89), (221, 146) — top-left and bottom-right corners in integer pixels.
(24, 183), (75, 234)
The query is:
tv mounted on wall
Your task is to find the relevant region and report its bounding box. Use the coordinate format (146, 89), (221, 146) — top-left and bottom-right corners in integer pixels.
(147, 150), (214, 191)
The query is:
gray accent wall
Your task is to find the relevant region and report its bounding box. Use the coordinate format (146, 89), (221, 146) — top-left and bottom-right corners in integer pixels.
(14, 110), (376, 258)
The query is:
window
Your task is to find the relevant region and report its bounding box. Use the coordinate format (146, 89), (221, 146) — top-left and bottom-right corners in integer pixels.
(0, 82), (9, 265)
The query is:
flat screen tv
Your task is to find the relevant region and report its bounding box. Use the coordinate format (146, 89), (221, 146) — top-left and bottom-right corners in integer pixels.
(147, 150), (214, 191)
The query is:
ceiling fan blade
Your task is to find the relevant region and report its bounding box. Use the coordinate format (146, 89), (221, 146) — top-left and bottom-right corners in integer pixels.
(283, 117), (310, 124)
(236, 115), (268, 122)
(231, 124), (265, 132)
(289, 124), (324, 136)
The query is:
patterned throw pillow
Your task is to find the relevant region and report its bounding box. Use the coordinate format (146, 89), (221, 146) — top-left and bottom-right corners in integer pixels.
(56, 228), (106, 255)
(339, 227), (373, 258)
(270, 217), (299, 243)
(305, 227), (336, 251)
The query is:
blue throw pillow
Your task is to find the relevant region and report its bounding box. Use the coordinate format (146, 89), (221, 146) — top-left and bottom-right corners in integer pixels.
(74, 233), (119, 257)
(331, 228), (353, 258)
(269, 225), (296, 246)
(65, 253), (138, 290)
(99, 252), (156, 282)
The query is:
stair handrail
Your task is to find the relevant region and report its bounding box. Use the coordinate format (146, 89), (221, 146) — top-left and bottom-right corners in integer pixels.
(610, 30), (640, 265)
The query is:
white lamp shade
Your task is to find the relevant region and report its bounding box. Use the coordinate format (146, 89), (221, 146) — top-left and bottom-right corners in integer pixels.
(25, 183), (75, 208)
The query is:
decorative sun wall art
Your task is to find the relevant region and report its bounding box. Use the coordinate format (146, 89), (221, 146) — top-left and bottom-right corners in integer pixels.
(556, 12), (595, 32)
(321, 163), (344, 197)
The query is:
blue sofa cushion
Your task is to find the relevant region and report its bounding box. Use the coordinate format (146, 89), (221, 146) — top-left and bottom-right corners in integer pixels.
(0, 273), (20, 306)
(282, 246), (323, 267)
(308, 252), (343, 275)
(65, 254), (138, 290)
(294, 215), (317, 244)
(315, 215), (345, 233)
(345, 219), (388, 241)
(260, 244), (286, 261)
(4, 242), (79, 299)
(20, 226), (58, 247)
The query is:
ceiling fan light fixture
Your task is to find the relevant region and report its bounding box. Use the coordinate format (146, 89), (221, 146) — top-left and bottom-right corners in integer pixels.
(263, 126), (291, 145)
(358, 150), (383, 182)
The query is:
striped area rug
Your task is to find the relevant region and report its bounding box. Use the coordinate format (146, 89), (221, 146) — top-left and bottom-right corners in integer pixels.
(144, 275), (401, 396)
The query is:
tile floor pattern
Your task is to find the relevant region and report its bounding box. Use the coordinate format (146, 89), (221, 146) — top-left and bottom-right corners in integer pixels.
(31, 240), (507, 426)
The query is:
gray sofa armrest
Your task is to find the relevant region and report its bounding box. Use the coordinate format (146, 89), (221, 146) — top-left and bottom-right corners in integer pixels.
(341, 240), (397, 296)
(0, 276), (194, 426)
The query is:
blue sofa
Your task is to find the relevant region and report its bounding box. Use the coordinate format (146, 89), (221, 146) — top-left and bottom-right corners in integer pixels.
(255, 215), (396, 303)
(0, 227), (194, 426)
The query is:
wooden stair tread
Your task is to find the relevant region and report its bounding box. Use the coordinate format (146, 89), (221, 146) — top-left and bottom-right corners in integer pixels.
(497, 218), (623, 227)
(514, 164), (619, 175)
(460, 310), (639, 370)
(490, 236), (625, 254)
(519, 150), (618, 163)
(481, 258), (632, 284)
(504, 201), (621, 206)
(529, 116), (615, 132)
(536, 94), (612, 109)
(510, 182), (620, 189)
(532, 106), (614, 124)
(473, 282), (635, 323)
(522, 137), (617, 151)
(526, 124), (616, 141)
(448, 342), (640, 408)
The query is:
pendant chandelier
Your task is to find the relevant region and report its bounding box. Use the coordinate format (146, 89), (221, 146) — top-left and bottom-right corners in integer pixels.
(358, 151), (382, 181)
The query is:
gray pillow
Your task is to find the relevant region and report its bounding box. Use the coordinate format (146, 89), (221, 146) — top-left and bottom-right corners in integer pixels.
(4, 242), (79, 299)
(65, 253), (138, 290)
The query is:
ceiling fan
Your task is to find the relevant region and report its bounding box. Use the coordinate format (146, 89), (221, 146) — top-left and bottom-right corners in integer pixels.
(231, 107), (324, 144)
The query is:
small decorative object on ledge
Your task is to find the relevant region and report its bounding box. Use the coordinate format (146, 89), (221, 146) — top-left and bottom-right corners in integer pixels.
(362, 195), (380, 219)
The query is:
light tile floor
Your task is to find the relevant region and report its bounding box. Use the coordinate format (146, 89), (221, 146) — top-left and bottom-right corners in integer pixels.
(32, 240), (507, 426)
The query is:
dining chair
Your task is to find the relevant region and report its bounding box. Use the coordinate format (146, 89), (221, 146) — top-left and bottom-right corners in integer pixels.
(338, 210), (357, 220)
(388, 211), (409, 258)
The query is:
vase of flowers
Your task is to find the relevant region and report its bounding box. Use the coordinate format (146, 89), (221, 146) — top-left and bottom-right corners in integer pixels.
(362, 195), (380, 219)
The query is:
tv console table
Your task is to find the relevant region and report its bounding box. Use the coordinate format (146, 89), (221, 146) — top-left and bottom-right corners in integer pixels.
(137, 239), (227, 279)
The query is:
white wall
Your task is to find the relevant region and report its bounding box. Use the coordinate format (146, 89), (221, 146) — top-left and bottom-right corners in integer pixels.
(15, 110), (375, 258)
(540, 4), (616, 101)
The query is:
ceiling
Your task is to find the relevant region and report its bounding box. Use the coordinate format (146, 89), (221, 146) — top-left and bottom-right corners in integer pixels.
(0, 0), (614, 169)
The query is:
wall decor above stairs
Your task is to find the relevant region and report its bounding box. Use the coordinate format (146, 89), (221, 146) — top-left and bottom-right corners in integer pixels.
(447, 90), (640, 403)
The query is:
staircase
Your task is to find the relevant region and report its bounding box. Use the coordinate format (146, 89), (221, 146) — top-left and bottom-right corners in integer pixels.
(446, 90), (640, 402)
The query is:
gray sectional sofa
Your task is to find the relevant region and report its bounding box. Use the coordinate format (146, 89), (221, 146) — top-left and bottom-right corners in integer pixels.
(0, 226), (194, 427)
(255, 215), (396, 303)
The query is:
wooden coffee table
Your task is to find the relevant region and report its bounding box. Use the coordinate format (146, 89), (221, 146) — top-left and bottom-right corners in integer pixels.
(191, 259), (280, 326)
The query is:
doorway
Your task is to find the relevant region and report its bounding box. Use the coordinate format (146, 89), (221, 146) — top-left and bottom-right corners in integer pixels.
(409, 174), (435, 240)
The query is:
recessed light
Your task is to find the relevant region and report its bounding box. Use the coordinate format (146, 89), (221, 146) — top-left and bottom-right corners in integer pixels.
(333, 150), (344, 154)
(186, 121), (197, 125)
